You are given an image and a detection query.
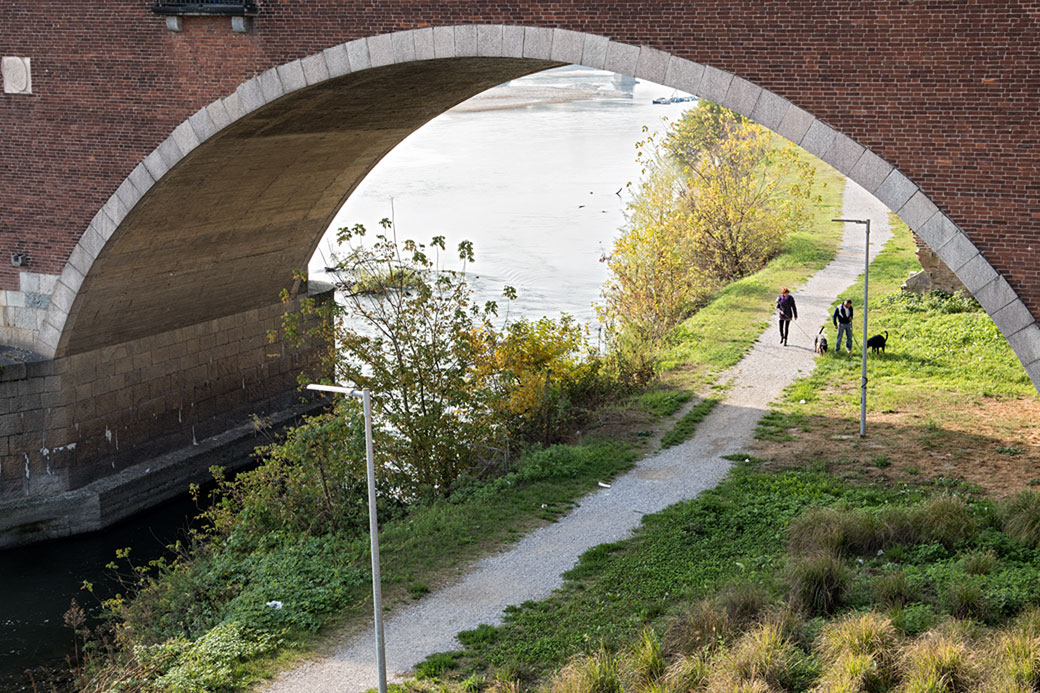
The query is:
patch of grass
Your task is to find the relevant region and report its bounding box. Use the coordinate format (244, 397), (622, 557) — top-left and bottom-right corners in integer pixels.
(786, 552), (851, 616)
(1002, 491), (1040, 548)
(659, 397), (720, 449)
(94, 442), (637, 688)
(408, 582), (431, 599)
(962, 550), (998, 576)
(876, 569), (914, 608)
(755, 410), (808, 442)
(637, 389), (692, 418)
(899, 622), (981, 692)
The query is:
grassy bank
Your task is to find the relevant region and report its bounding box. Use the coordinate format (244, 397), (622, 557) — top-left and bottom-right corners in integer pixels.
(404, 216), (1040, 691)
(658, 149), (847, 386)
(79, 442), (638, 691)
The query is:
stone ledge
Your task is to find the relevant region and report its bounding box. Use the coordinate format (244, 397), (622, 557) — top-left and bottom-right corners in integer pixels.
(0, 397), (325, 550)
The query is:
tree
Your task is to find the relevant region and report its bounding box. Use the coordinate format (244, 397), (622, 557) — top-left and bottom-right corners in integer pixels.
(600, 102), (816, 367)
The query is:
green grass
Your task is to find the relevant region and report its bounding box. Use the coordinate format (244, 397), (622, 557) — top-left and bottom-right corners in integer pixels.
(89, 442), (637, 689)
(417, 461), (1040, 687)
(658, 151), (847, 383)
(768, 216), (1034, 426)
(659, 397), (720, 449)
(637, 389), (693, 417)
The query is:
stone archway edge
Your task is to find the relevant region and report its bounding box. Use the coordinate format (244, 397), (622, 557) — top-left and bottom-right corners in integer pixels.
(35, 24), (1040, 389)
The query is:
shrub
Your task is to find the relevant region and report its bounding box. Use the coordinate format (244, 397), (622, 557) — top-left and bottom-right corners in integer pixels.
(897, 623), (979, 692)
(1001, 491), (1040, 548)
(787, 553), (852, 617)
(135, 621), (278, 693)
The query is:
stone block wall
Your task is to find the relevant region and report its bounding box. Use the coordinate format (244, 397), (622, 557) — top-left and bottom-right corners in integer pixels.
(904, 231), (968, 294)
(0, 286), (331, 541)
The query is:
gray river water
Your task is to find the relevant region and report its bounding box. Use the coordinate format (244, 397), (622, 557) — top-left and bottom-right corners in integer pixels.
(309, 65), (692, 323)
(0, 66), (692, 690)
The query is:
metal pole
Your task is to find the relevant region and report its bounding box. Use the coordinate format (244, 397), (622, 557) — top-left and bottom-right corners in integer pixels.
(860, 220), (870, 438)
(305, 383), (387, 693)
(363, 387), (387, 693)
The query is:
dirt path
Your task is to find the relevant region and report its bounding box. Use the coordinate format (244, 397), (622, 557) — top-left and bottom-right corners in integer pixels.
(263, 180), (893, 693)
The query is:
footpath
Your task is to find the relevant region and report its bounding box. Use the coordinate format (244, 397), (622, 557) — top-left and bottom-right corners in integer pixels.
(264, 180), (894, 692)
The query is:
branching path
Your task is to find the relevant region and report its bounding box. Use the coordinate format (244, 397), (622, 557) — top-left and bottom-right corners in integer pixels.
(265, 180), (893, 692)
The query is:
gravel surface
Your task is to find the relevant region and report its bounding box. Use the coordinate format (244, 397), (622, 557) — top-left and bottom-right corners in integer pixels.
(263, 180), (893, 693)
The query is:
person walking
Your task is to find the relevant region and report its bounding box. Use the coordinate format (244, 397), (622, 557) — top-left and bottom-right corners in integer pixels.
(775, 287), (797, 346)
(833, 299), (854, 353)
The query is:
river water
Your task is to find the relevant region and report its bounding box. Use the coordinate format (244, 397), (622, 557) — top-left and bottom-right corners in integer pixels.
(0, 66), (691, 690)
(309, 65), (692, 324)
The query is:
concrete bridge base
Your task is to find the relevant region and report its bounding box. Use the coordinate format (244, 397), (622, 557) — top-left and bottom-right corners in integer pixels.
(0, 285), (333, 549)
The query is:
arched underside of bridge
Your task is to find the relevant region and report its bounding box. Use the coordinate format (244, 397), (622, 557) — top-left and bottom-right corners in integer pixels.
(2, 27), (1038, 546)
(51, 55), (560, 356)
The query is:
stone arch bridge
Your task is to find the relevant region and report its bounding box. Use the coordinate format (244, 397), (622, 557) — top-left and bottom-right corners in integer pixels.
(1, 1), (1038, 545)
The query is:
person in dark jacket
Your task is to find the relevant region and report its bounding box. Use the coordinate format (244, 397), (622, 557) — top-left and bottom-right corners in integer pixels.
(833, 299), (854, 353)
(775, 287), (797, 346)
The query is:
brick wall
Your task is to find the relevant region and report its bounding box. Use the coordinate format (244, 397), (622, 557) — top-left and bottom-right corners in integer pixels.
(1, 1), (1038, 324)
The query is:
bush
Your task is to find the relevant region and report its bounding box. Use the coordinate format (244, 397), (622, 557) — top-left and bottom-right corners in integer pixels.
(1002, 491), (1040, 548)
(787, 553), (851, 617)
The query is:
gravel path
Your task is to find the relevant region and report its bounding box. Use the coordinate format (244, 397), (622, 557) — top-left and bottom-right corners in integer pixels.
(264, 180), (893, 693)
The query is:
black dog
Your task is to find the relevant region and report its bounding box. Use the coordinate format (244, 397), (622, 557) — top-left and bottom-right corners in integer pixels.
(866, 330), (889, 354)
(814, 327), (828, 354)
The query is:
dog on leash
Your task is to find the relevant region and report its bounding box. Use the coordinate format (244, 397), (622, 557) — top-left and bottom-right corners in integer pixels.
(866, 330), (889, 354)
(814, 327), (828, 354)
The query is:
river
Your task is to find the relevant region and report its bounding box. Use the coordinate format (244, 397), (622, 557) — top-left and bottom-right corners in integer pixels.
(309, 65), (692, 324)
(0, 66), (691, 690)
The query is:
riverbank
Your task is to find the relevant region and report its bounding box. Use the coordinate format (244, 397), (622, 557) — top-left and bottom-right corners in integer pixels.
(399, 221), (1040, 693)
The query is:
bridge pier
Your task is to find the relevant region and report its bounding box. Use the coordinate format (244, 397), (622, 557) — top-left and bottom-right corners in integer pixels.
(0, 285), (332, 549)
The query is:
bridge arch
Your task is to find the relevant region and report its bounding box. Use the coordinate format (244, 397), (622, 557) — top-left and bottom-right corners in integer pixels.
(35, 25), (1040, 389)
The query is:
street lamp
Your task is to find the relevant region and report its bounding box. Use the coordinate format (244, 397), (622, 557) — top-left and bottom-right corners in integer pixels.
(306, 383), (387, 693)
(832, 218), (871, 438)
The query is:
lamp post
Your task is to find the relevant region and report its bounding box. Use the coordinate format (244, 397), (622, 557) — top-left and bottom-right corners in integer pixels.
(306, 383), (386, 693)
(832, 218), (871, 438)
